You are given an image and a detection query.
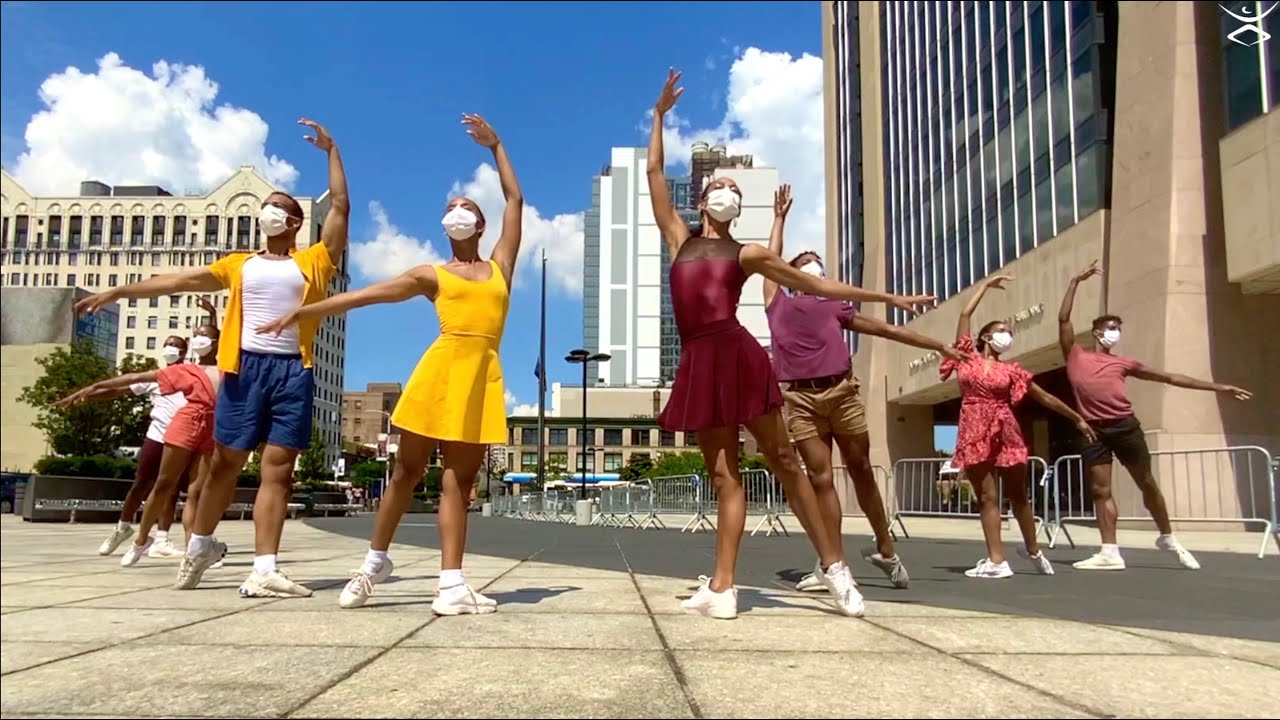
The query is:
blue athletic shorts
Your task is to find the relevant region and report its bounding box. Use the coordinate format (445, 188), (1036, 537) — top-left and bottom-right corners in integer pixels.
(214, 351), (314, 451)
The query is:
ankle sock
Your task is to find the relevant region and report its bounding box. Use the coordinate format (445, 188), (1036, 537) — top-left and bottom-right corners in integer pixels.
(187, 534), (212, 556)
(361, 549), (389, 575)
(438, 568), (465, 591)
(253, 554), (278, 575)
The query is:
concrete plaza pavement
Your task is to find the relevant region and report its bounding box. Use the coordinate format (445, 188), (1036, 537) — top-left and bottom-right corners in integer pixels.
(1, 513), (1278, 718)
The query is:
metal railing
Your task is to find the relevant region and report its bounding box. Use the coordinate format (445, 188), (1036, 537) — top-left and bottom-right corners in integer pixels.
(1044, 445), (1278, 559)
(888, 456), (1048, 540)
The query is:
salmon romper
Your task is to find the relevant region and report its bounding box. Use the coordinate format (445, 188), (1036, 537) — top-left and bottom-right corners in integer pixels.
(939, 334), (1033, 469)
(158, 364), (221, 455)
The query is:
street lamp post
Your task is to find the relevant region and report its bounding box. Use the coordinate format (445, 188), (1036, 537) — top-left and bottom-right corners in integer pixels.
(565, 349), (611, 500)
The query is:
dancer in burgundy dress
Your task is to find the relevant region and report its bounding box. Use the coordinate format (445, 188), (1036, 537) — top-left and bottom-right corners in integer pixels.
(942, 274), (1096, 579)
(647, 69), (933, 619)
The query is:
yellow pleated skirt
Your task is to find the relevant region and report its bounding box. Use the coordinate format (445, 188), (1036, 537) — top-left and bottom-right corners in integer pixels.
(391, 334), (508, 445)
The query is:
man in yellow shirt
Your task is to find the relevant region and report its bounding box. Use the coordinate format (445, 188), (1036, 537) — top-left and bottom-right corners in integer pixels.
(76, 119), (350, 597)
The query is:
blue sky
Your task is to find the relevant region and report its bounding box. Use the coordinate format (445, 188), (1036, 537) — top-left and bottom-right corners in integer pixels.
(1, 0), (831, 415)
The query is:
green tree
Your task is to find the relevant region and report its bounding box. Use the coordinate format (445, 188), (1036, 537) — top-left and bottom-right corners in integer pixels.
(647, 451), (707, 479)
(543, 454), (569, 486)
(738, 453), (768, 471)
(295, 428), (332, 489)
(618, 453), (654, 484)
(347, 459), (385, 490)
(418, 465), (444, 499)
(18, 341), (155, 456)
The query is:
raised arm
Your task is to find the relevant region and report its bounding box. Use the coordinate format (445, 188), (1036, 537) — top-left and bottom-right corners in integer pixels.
(647, 69), (691, 261)
(1059, 260), (1101, 357)
(197, 296), (220, 332)
(1130, 367), (1253, 400)
(957, 274), (1011, 342)
(466, 115), (524, 286)
(74, 268), (223, 315)
(254, 265), (437, 337)
(300, 119), (350, 263)
(740, 243), (935, 317)
(1027, 382), (1097, 443)
(763, 184), (792, 307)
(848, 314), (964, 361)
(54, 370), (160, 409)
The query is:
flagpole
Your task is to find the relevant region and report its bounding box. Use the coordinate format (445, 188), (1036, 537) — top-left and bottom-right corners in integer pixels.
(536, 248), (547, 488)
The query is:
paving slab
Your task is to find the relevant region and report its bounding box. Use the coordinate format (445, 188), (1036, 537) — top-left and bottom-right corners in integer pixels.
(0, 607), (225, 645)
(869, 616), (1184, 655)
(403, 612), (663, 650)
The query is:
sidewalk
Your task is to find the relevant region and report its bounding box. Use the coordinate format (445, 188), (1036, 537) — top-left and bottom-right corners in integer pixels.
(2, 515), (1278, 718)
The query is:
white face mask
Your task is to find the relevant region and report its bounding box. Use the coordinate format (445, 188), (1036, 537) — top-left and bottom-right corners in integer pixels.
(259, 205), (293, 237)
(987, 331), (1014, 353)
(161, 346), (183, 365)
(704, 188), (741, 223)
(441, 206), (478, 241)
(1099, 329), (1121, 349)
(799, 261), (825, 279)
(190, 335), (214, 357)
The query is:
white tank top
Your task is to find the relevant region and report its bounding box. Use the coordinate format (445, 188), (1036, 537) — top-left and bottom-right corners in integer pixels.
(239, 255), (306, 355)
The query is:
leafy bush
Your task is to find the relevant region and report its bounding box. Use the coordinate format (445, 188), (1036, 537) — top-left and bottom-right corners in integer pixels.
(35, 454), (138, 479)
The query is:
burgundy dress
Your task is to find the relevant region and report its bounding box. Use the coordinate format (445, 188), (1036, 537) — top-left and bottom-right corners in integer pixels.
(657, 237), (783, 432)
(939, 334), (1032, 469)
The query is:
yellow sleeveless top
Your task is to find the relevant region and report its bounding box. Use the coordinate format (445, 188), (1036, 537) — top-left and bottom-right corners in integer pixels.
(391, 260), (511, 444)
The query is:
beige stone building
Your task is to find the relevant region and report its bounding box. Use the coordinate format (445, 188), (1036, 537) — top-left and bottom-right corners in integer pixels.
(823, 2), (1279, 513)
(341, 382), (403, 451)
(0, 167), (349, 466)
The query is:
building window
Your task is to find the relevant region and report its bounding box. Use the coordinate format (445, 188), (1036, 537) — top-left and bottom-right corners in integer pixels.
(125, 337), (135, 350)
(548, 428), (568, 446)
(659, 430), (676, 447)
(576, 427), (595, 446)
(603, 453), (623, 472)
(520, 427), (539, 445)
(126, 316), (137, 329)
(521, 452), (538, 471)
(147, 316), (158, 330)
(146, 337), (156, 350)
(602, 428), (623, 446)
(630, 428), (649, 446)
(576, 453), (595, 472)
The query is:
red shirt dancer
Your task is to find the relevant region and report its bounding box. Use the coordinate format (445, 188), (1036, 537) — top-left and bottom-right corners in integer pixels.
(942, 274), (1094, 579)
(1058, 261), (1252, 571)
(646, 68), (932, 620)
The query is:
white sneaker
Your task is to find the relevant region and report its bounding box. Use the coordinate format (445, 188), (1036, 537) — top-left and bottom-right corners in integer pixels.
(174, 540), (228, 590)
(147, 539), (184, 559)
(1156, 536), (1201, 570)
(795, 572), (825, 592)
(239, 569), (314, 598)
(432, 584), (498, 616)
(862, 549), (911, 589)
(817, 561), (866, 617)
(1018, 548), (1055, 575)
(680, 576), (738, 620)
(98, 524), (134, 556)
(338, 559), (395, 609)
(964, 558), (1014, 579)
(1072, 552), (1126, 570)
(121, 538), (153, 567)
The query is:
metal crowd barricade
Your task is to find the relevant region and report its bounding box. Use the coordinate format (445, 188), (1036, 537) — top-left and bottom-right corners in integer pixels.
(649, 474), (713, 532)
(591, 486), (629, 527)
(829, 463), (899, 539)
(631, 480), (666, 530)
(889, 456), (1047, 539)
(741, 468), (789, 537)
(1045, 445), (1278, 559)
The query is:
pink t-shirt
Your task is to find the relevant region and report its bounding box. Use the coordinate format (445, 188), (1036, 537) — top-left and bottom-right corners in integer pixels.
(1066, 345), (1145, 421)
(765, 291), (856, 382)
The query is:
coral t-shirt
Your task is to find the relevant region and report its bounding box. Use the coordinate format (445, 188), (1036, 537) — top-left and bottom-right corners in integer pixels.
(1065, 345), (1145, 421)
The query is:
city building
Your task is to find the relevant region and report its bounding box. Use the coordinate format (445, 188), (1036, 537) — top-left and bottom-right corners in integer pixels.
(583, 146), (780, 386)
(1, 287), (120, 471)
(822, 2), (1279, 497)
(504, 382), (758, 477)
(0, 167), (349, 466)
(342, 382), (403, 450)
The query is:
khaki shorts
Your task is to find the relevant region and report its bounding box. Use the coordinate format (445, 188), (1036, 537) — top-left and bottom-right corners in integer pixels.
(781, 373), (868, 442)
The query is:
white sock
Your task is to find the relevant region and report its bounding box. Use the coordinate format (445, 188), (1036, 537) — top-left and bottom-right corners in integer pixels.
(253, 555), (278, 575)
(1158, 533), (1177, 546)
(117, 520), (130, 531)
(187, 534), (212, 556)
(154, 530), (169, 544)
(438, 568), (465, 591)
(361, 550), (389, 575)
(1101, 544), (1121, 558)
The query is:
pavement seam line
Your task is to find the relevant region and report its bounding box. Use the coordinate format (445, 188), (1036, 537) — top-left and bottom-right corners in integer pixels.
(862, 616), (1115, 719)
(1101, 625), (1280, 672)
(279, 548), (544, 718)
(614, 535), (705, 720)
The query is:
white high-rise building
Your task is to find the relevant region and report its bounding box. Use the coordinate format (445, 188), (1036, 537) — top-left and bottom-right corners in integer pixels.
(0, 167), (348, 467)
(583, 147), (779, 387)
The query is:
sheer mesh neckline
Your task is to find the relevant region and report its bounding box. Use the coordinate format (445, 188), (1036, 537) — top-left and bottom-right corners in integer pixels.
(673, 236), (744, 263)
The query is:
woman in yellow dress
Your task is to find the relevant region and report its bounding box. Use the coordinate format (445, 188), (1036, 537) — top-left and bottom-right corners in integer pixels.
(256, 114), (521, 615)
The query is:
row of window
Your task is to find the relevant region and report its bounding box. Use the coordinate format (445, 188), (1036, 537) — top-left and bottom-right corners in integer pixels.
(0, 214), (267, 251)
(511, 426), (696, 448)
(3, 249), (221, 268)
(518, 451), (623, 473)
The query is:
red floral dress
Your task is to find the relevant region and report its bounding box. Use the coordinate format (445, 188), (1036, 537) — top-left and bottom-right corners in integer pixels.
(940, 334), (1033, 469)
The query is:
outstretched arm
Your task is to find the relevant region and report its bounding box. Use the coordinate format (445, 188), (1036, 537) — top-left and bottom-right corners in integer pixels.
(255, 265), (437, 337)
(1130, 367), (1253, 400)
(740, 244), (935, 317)
(763, 184), (792, 307)
(1027, 383), (1097, 443)
(300, 119), (351, 263)
(55, 370), (161, 409)
(958, 274), (1011, 342)
(467, 115), (524, 286)
(847, 315), (964, 361)
(647, 68), (691, 262)
(1059, 260), (1101, 357)
(74, 268), (223, 315)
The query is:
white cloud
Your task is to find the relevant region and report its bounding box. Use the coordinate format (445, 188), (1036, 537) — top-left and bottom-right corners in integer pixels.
(349, 201), (445, 281)
(504, 389), (539, 417)
(658, 47), (826, 245)
(10, 52), (298, 196)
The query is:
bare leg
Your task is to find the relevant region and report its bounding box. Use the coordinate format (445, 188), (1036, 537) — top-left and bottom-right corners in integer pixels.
(368, 432), (436, 552)
(159, 483), (179, 533)
(1087, 462), (1119, 544)
(119, 468), (159, 526)
(999, 464), (1040, 555)
(192, 444), (251, 536)
(834, 432), (897, 557)
(972, 463), (1005, 563)
(1120, 457), (1174, 535)
(745, 411), (843, 568)
(438, 442), (486, 571)
(792, 434), (845, 558)
(132, 445), (194, 548)
(182, 454), (213, 544)
(695, 426), (745, 593)
(252, 444), (301, 556)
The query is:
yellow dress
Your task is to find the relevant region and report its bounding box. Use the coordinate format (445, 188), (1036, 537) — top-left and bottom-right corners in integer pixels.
(391, 259), (510, 444)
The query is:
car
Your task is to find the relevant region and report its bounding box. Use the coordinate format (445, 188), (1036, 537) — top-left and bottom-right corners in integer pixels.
(0, 472), (32, 515)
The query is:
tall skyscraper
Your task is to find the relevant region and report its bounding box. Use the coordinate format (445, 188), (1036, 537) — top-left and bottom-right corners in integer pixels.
(0, 167), (349, 467)
(823, 0), (1279, 495)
